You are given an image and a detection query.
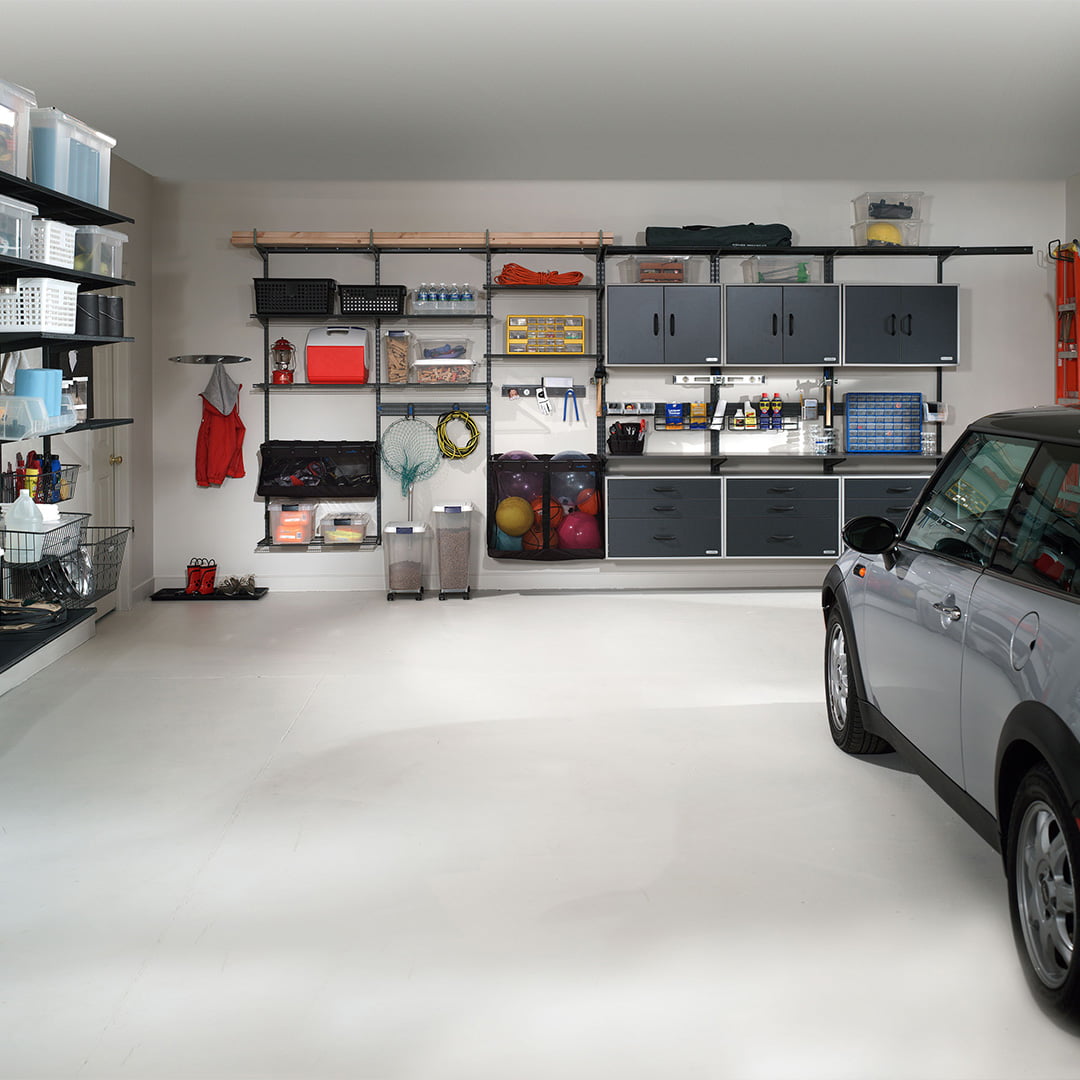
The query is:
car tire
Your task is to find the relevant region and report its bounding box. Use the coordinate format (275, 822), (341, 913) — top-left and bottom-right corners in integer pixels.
(1006, 762), (1080, 1016)
(824, 610), (891, 755)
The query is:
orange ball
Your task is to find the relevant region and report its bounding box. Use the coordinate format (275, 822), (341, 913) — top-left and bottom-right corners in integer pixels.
(522, 524), (558, 551)
(529, 497), (564, 529)
(576, 487), (600, 515)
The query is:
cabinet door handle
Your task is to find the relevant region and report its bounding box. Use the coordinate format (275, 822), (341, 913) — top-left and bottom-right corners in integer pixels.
(653, 313), (660, 336)
(652, 505), (677, 512)
(788, 313), (795, 336)
(771, 313), (778, 336)
(670, 313), (676, 336)
(887, 314), (897, 336)
(901, 314), (913, 335)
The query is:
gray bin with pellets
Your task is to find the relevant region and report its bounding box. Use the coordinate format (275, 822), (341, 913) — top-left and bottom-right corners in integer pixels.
(432, 502), (474, 600)
(384, 521), (427, 601)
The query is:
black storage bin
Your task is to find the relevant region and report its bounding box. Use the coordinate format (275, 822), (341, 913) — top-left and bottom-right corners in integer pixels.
(256, 441), (378, 499)
(339, 284), (407, 317)
(487, 453), (604, 561)
(253, 278), (337, 316)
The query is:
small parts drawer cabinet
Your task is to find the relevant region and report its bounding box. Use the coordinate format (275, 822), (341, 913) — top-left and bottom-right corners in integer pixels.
(725, 477), (840, 558)
(606, 477), (723, 558)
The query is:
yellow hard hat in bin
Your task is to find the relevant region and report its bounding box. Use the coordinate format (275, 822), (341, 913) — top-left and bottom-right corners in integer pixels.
(866, 222), (904, 246)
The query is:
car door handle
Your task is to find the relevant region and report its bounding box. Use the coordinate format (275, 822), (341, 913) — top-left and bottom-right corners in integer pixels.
(932, 601), (962, 621)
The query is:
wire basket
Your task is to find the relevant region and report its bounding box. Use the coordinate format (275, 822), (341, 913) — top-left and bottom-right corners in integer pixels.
(0, 511), (90, 566)
(0, 277), (79, 334)
(2, 524), (130, 608)
(1, 463), (79, 503)
(28, 220), (77, 269)
(339, 284), (407, 316)
(253, 278), (336, 315)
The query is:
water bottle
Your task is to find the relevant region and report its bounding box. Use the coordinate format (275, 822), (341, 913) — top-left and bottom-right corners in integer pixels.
(449, 283), (461, 313)
(437, 282), (449, 313)
(3, 487), (45, 563)
(461, 282), (475, 313)
(416, 283), (429, 313)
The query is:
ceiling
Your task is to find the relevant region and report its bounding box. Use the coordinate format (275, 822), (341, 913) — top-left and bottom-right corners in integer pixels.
(5, 0), (1080, 183)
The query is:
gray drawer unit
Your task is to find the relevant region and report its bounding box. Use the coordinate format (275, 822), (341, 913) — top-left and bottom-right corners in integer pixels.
(606, 477), (722, 558)
(843, 475), (927, 527)
(725, 477), (839, 503)
(725, 475), (840, 558)
(607, 518), (723, 558)
(725, 514), (841, 558)
(606, 477), (724, 503)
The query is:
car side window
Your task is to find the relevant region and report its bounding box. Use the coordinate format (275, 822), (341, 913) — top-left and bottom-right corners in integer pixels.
(993, 444), (1080, 594)
(903, 432), (1034, 566)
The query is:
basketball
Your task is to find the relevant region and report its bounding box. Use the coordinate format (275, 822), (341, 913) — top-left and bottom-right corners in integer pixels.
(576, 487), (600, 515)
(522, 524), (554, 551)
(529, 497), (564, 531)
(495, 496), (535, 537)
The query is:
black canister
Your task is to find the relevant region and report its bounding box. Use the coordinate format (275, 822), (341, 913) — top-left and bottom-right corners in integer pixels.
(99, 296), (124, 338)
(75, 293), (100, 336)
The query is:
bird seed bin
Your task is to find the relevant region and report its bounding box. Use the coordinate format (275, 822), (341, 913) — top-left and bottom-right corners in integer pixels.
(432, 502), (474, 600)
(384, 521), (427, 601)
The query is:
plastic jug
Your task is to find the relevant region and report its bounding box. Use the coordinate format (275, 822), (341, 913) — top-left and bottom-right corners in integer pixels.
(3, 487), (46, 562)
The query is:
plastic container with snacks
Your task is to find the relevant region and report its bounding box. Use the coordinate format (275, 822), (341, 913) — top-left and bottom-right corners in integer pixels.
(384, 329), (410, 383)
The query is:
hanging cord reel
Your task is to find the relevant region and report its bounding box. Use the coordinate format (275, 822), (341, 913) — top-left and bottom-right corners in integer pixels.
(436, 408), (480, 459)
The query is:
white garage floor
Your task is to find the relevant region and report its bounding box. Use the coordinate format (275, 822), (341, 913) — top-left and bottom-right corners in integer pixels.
(2, 587), (1079, 1079)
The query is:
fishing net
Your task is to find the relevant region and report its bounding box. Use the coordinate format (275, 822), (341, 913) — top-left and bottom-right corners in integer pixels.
(380, 417), (441, 498)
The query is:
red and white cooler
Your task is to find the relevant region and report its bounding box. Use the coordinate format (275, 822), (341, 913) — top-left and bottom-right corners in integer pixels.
(305, 326), (368, 383)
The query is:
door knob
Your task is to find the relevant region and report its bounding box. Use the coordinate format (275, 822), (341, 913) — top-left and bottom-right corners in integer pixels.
(109, 454), (124, 466)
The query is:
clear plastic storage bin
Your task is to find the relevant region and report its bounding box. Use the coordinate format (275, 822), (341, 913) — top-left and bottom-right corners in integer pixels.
(319, 513), (370, 544)
(0, 194), (37, 259)
(741, 255), (824, 283)
(29, 106), (115, 207)
(73, 225), (126, 277)
(852, 220), (923, 248)
(269, 503), (315, 545)
(410, 357), (475, 383)
(432, 503), (474, 599)
(0, 78), (37, 178)
(619, 255), (702, 283)
(852, 191), (924, 223)
(384, 521), (427, 600)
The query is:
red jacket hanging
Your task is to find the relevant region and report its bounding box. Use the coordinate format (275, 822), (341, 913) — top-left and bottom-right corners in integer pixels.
(196, 364), (246, 487)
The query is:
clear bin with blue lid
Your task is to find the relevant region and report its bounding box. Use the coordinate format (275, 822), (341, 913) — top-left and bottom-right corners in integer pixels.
(432, 503), (474, 599)
(384, 521), (428, 600)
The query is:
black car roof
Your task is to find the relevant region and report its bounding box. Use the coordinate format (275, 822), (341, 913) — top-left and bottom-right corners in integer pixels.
(969, 405), (1080, 446)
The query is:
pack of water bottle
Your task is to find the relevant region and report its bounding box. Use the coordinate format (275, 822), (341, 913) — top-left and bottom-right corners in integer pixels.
(411, 282), (479, 314)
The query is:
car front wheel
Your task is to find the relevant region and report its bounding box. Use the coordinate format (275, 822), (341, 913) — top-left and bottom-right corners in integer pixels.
(824, 610), (890, 755)
(1007, 762), (1080, 1016)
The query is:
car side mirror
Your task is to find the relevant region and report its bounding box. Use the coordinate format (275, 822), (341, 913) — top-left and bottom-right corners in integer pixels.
(843, 515), (899, 555)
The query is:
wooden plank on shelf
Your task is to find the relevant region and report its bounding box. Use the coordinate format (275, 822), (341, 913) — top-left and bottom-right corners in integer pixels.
(231, 230), (613, 249)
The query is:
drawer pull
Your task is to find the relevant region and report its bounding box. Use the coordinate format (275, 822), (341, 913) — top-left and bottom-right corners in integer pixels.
(767, 486), (796, 494)
(768, 534), (796, 542)
(651, 486), (676, 493)
(653, 505), (677, 512)
(653, 534), (677, 542)
(886, 486), (913, 493)
(887, 505), (910, 513)
(769, 505), (797, 512)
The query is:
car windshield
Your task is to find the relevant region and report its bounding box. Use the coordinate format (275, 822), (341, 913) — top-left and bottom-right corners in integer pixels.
(903, 431), (1035, 566)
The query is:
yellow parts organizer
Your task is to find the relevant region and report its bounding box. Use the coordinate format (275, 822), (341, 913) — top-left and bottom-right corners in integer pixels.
(505, 315), (586, 355)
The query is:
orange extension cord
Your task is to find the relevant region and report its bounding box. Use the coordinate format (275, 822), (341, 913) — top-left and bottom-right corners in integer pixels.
(494, 262), (584, 286)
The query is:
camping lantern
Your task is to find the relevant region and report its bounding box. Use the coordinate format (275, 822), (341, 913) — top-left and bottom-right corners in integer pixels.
(271, 337), (296, 384)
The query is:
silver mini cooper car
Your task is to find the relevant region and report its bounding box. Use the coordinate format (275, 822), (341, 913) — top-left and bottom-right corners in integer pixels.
(823, 405), (1080, 1017)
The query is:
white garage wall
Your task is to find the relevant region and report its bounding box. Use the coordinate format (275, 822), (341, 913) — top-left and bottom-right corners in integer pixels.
(149, 178), (1060, 592)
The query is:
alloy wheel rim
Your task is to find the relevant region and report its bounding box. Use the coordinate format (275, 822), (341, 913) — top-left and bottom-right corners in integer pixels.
(827, 624), (849, 732)
(1017, 798), (1076, 989)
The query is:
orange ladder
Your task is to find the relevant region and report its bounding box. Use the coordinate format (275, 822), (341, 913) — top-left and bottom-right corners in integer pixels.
(1054, 241), (1079, 402)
